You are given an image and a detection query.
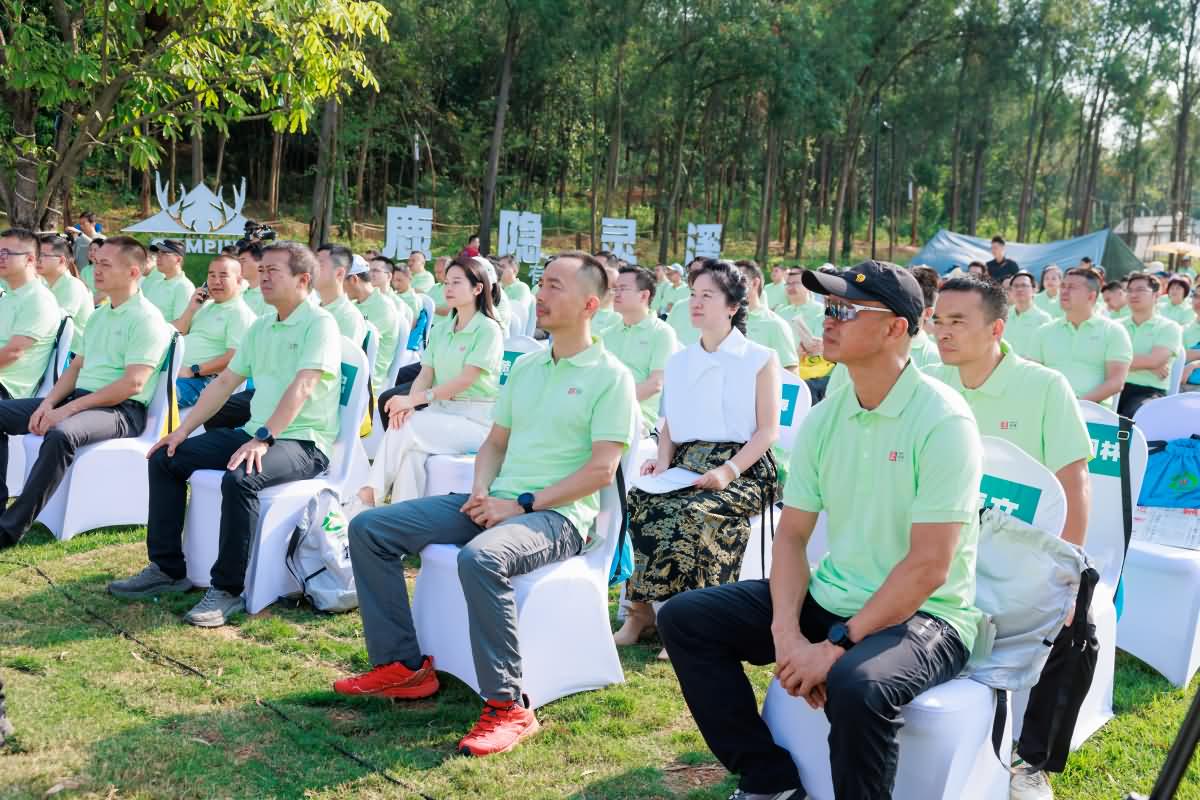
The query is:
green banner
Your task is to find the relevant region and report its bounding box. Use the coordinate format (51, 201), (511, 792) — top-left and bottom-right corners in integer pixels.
(979, 474), (1042, 525)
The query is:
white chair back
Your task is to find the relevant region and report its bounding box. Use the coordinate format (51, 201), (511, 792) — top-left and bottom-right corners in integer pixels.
(582, 408), (642, 575)
(524, 295), (538, 336)
(329, 339), (372, 488)
(1078, 399), (1149, 590)
(139, 334), (187, 444)
(361, 322), (379, 377)
(418, 293), (436, 346)
(980, 436), (1068, 537)
(499, 335), (545, 386)
(1134, 393), (1200, 441)
(777, 369), (812, 452)
(386, 318), (415, 379)
(508, 297), (528, 337)
(35, 316), (75, 397)
(1168, 349), (1187, 396)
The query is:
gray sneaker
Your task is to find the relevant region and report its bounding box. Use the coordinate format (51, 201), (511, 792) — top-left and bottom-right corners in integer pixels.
(0, 713), (13, 747)
(728, 790), (801, 800)
(108, 563), (192, 598)
(183, 588), (245, 628)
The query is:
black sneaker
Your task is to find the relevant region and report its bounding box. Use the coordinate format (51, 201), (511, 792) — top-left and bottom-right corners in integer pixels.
(108, 564), (192, 598)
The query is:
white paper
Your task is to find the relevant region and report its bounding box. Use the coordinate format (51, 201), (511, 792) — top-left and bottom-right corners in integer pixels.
(633, 467), (703, 495)
(1132, 505), (1200, 550)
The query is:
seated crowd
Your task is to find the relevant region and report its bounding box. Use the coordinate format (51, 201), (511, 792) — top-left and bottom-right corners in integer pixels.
(1, 215), (1197, 799)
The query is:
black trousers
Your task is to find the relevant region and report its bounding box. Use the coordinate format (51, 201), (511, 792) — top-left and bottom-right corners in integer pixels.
(378, 362), (424, 408)
(1016, 606), (1098, 772)
(1116, 382), (1164, 419)
(0, 391), (146, 546)
(204, 389), (254, 430)
(657, 580), (969, 799)
(146, 428), (328, 594)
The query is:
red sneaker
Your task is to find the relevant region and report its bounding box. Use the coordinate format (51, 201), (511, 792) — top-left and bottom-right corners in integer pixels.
(457, 699), (541, 756)
(332, 657), (439, 700)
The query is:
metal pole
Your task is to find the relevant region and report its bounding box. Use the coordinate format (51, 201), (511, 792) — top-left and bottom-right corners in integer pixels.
(412, 133), (420, 206)
(871, 99), (881, 260)
(1125, 683), (1200, 800)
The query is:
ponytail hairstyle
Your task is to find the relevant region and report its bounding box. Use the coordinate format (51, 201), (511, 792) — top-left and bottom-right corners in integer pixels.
(690, 258), (749, 334)
(448, 255), (499, 325)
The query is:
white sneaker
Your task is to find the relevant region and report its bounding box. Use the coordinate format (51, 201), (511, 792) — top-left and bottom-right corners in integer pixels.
(1010, 769), (1054, 800)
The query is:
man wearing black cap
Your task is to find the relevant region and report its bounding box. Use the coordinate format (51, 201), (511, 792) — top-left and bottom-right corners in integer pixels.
(986, 235), (1020, 283)
(658, 260), (984, 800)
(145, 239), (195, 323)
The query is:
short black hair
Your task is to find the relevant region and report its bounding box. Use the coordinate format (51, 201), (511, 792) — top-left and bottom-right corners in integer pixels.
(1010, 270), (1037, 289)
(618, 265), (656, 305)
(548, 250), (609, 297)
(370, 255), (395, 270)
(1125, 271), (1160, 293)
(735, 260), (764, 287)
(1168, 275), (1193, 294)
(1065, 267), (1103, 296)
(910, 265), (940, 309)
(263, 241), (319, 278)
(0, 228), (39, 250)
(237, 241), (263, 260)
(1102, 281), (1124, 293)
(691, 259), (749, 334)
(317, 243), (352, 271)
(991, 235), (1006, 246)
(38, 233), (71, 259)
(939, 275), (1009, 322)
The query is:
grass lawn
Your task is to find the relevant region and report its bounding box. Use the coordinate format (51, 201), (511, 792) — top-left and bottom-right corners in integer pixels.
(1, 526), (1198, 800)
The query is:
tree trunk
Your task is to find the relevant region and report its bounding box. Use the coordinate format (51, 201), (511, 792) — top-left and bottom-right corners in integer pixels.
(354, 94), (377, 220)
(168, 137), (177, 204)
(268, 131), (282, 219)
(910, 183), (920, 245)
(948, 51), (969, 230)
(828, 104), (863, 262)
(1017, 42), (1047, 241)
(967, 128), (987, 235)
(816, 135), (830, 230)
(309, 98), (339, 249)
(658, 95), (693, 263)
(603, 39), (625, 218)
(796, 152), (811, 258)
(213, 130), (227, 189)
(589, 63), (600, 250)
(756, 120), (780, 262)
(479, 15), (520, 256)
(191, 98), (204, 187)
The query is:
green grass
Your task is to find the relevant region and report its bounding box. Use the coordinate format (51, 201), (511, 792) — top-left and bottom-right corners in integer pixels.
(1, 527), (1198, 800)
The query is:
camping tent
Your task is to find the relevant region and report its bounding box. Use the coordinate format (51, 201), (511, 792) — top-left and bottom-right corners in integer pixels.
(910, 229), (1143, 280)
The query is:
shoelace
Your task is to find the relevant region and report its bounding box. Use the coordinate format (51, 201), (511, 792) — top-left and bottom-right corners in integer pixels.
(472, 705), (514, 734)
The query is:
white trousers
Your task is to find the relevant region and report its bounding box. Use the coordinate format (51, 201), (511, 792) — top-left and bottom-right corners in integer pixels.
(366, 400), (493, 504)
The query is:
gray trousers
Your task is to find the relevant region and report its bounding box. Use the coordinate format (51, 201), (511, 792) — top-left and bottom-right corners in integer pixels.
(347, 493), (583, 701)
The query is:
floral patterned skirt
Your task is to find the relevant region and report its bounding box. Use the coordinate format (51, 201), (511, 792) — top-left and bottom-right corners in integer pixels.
(627, 440), (778, 603)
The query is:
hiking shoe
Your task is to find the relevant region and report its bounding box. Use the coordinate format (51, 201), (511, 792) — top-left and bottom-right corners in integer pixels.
(1010, 769), (1054, 800)
(332, 657), (439, 700)
(182, 588), (245, 627)
(457, 699), (540, 756)
(728, 790), (801, 800)
(108, 563), (192, 598)
(0, 714), (13, 747)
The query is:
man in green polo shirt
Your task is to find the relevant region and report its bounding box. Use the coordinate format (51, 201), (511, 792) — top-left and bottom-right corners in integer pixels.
(0, 228), (62, 400)
(345, 255), (402, 390)
(0, 235), (173, 549)
(1029, 267), (1132, 409)
(658, 260), (982, 800)
(315, 244), (367, 344)
(657, 263), (689, 317)
(110, 241), (341, 628)
(763, 264), (788, 310)
(1117, 271), (1184, 418)
(925, 274), (1092, 800)
(335, 250), (636, 759)
(428, 255), (450, 317)
(236, 242), (270, 317)
(170, 254), (257, 407)
(591, 264), (623, 338)
(408, 250), (435, 294)
(738, 261), (799, 373)
(666, 257), (706, 346)
(498, 255), (532, 305)
(144, 239), (195, 323)
(1005, 270), (1053, 358)
(603, 265), (678, 435)
(390, 259), (422, 321)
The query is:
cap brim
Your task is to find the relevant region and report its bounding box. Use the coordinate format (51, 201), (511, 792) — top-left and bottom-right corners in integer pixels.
(800, 269), (874, 302)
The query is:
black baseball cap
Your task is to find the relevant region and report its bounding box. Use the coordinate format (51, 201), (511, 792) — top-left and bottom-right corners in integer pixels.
(149, 238), (185, 257)
(801, 260), (924, 333)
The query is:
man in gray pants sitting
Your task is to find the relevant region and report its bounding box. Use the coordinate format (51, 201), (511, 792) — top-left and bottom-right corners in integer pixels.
(333, 251), (635, 758)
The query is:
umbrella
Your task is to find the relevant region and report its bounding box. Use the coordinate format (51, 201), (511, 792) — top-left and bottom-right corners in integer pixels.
(1149, 241), (1200, 256)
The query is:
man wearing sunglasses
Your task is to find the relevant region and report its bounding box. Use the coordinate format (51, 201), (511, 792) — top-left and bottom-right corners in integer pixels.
(658, 260), (983, 800)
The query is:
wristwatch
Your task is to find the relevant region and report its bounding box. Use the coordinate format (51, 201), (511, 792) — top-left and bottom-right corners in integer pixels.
(190, 364), (202, 377)
(828, 622), (856, 651)
(424, 388), (436, 405)
(254, 426), (275, 446)
(517, 492), (536, 514)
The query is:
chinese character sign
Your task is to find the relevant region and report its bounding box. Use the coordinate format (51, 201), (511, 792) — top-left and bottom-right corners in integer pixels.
(498, 210), (542, 265)
(383, 205), (433, 260)
(1085, 422), (1123, 478)
(601, 218), (638, 263)
(685, 223), (722, 264)
(978, 475), (1042, 525)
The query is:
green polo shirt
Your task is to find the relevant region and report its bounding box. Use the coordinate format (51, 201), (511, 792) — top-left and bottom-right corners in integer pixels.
(322, 293), (367, 345)
(411, 270), (435, 293)
(143, 272), (195, 322)
(426, 282), (445, 310)
(229, 301), (342, 456)
(764, 281), (788, 310)
(786, 364), (984, 652)
(1034, 291), (1064, 320)
(602, 314), (677, 431)
(46, 273), (94, 336)
(80, 264), (95, 293)
(666, 300), (699, 347)
(1161, 299), (1194, 328)
(747, 306), (798, 368)
(420, 310), (504, 400)
(491, 340), (636, 539)
(493, 289), (512, 333)
(659, 282), (690, 313)
(1107, 305), (1132, 320)
(777, 298), (825, 339)
(1030, 315), (1132, 406)
(926, 343), (1091, 473)
(0, 280), (61, 398)
(396, 288), (421, 321)
(503, 280), (532, 305)
(242, 286), (270, 318)
(592, 308), (622, 339)
(76, 292), (173, 406)
(1183, 319), (1200, 349)
(910, 329), (941, 369)
(358, 288), (402, 389)
(652, 280), (670, 314)
(1122, 314), (1184, 391)
(182, 295), (257, 367)
(1004, 305), (1052, 359)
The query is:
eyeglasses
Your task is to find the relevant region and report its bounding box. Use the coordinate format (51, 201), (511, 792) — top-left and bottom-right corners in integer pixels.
(824, 300), (894, 323)
(0, 249), (33, 260)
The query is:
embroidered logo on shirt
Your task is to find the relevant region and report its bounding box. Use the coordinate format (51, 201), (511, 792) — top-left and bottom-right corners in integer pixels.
(567, 387), (581, 396)
(1000, 420), (1019, 430)
(888, 450), (905, 462)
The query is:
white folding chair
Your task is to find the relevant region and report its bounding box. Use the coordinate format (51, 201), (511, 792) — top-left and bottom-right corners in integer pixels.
(738, 371), (813, 580)
(1168, 349), (1187, 396)
(8, 317), (75, 496)
(978, 435), (1068, 536)
(508, 298), (528, 338)
(1122, 394), (1200, 686)
(418, 293), (436, 347)
(497, 335), (545, 388)
(363, 319), (414, 460)
(180, 339), (369, 612)
(411, 412), (639, 708)
(523, 295), (538, 337)
(1063, 399), (1149, 744)
(345, 328), (378, 498)
(28, 333), (184, 541)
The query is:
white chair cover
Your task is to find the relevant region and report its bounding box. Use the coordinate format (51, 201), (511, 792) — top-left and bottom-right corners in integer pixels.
(9, 317), (75, 497)
(363, 319), (415, 460)
(979, 435), (1068, 537)
(180, 340), (370, 612)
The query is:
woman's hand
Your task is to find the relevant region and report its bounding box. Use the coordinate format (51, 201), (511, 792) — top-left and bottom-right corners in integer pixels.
(694, 463), (736, 491)
(640, 459), (668, 476)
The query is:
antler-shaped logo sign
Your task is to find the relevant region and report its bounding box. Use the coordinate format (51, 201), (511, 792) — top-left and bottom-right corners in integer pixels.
(124, 172), (251, 237)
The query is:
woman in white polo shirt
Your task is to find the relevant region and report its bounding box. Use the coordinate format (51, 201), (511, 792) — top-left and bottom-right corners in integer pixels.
(615, 259), (781, 652)
(352, 256), (504, 511)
